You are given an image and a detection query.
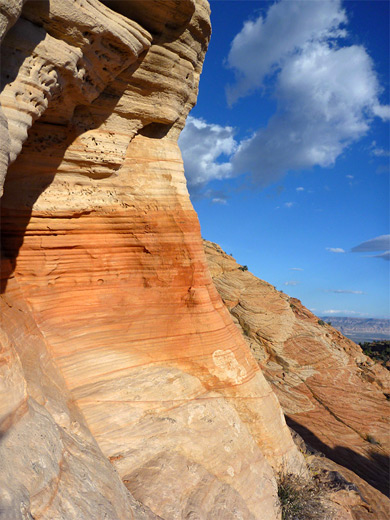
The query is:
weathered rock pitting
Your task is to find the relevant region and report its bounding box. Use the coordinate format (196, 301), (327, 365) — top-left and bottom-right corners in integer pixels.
(1, 1), (304, 518)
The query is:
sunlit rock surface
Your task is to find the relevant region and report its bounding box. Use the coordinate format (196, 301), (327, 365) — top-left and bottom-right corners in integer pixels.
(205, 239), (390, 519)
(0, 1), (305, 518)
(0, 277), (160, 520)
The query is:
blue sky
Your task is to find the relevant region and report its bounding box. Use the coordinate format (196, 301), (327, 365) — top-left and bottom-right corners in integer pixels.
(178, 0), (390, 319)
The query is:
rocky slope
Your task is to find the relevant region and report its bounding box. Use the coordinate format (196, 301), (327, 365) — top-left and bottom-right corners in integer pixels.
(0, 2), (305, 518)
(205, 240), (390, 519)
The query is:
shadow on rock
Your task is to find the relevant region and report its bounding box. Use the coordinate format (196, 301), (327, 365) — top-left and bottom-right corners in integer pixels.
(286, 415), (389, 497)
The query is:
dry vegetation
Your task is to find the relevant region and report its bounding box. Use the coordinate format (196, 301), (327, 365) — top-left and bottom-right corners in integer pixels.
(277, 471), (331, 520)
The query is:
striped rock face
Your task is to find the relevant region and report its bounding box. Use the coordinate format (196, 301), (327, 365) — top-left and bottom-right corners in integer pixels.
(205, 239), (390, 519)
(0, 1), (303, 518)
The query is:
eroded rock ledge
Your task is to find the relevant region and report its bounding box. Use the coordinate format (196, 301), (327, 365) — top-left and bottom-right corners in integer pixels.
(1, 2), (304, 518)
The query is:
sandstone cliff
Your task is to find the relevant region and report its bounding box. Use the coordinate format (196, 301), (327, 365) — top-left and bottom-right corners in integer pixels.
(205, 239), (390, 519)
(0, 2), (305, 518)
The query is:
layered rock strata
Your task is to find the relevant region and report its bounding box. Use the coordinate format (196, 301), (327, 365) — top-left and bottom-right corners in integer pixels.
(0, 276), (160, 520)
(205, 239), (390, 519)
(1, 1), (304, 518)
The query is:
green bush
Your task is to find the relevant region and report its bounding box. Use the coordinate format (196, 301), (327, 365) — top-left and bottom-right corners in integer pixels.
(238, 265), (248, 272)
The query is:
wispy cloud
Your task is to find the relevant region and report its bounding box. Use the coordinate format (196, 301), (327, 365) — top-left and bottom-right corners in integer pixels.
(377, 164), (390, 174)
(284, 202), (295, 208)
(326, 289), (364, 294)
(373, 251), (390, 261)
(296, 187), (305, 192)
(326, 247), (345, 253)
(322, 309), (366, 316)
(372, 148), (390, 157)
(370, 141), (390, 157)
(212, 197), (228, 205)
(284, 281), (300, 286)
(290, 267), (304, 271)
(351, 234), (390, 252)
(346, 175), (354, 179)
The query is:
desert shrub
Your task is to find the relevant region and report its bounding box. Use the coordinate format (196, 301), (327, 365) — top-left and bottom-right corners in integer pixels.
(317, 319), (325, 326)
(277, 472), (329, 520)
(238, 265), (248, 271)
(359, 340), (390, 369)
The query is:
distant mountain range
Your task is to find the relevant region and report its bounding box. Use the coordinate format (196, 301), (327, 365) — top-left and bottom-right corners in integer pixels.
(320, 317), (390, 343)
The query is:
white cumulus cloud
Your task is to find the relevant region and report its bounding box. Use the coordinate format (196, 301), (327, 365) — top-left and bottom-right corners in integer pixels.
(179, 0), (389, 193)
(178, 116), (237, 187)
(372, 104), (390, 121)
(231, 39), (386, 185)
(226, 0), (347, 104)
